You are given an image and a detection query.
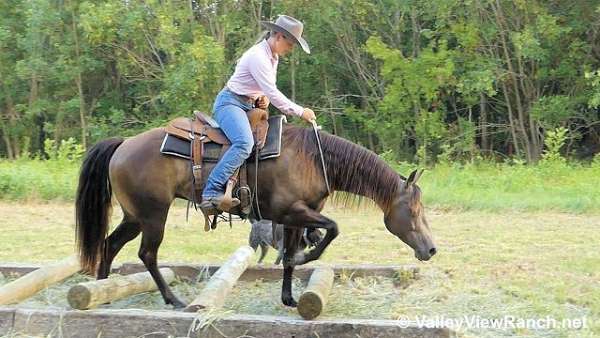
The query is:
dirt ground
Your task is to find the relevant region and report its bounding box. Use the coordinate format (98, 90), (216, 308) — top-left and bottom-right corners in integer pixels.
(1, 201), (599, 337)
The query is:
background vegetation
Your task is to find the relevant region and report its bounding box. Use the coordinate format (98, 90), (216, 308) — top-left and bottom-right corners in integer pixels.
(1, 140), (599, 214)
(1, 0), (600, 164)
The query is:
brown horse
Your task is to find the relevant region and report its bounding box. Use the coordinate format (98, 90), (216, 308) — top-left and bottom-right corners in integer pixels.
(75, 124), (436, 308)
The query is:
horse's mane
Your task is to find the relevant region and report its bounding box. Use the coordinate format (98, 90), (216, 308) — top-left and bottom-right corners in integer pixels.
(283, 125), (403, 211)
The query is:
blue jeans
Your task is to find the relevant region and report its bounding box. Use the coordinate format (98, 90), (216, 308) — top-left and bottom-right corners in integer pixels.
(202, 89), (254, 198)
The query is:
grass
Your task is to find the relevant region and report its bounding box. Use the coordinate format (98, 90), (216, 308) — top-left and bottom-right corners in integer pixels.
(0, 159), (78, 201)
(2, 158), (600, 213)
(394, 161), (600, 214)
(0, 201), (598, 337)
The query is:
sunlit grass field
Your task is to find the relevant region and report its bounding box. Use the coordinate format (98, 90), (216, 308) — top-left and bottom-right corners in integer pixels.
(2, 158), (600, 213)
(1, 157), (599, 337)
(0, 201), (598, 337)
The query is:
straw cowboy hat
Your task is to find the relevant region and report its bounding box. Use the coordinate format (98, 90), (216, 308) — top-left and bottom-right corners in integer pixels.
(260, 15), (311, 54)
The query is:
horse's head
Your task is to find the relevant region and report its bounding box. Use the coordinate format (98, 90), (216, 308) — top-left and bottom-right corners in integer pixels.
(384, 169), (436, 261)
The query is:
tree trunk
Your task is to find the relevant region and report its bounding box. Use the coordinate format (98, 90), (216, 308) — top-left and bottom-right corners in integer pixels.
(323, 74), (338, 135)
(494, 0), (532, 162)
(72, 8), (87, 149)
(500, 81), (522, 158)
(1, 79), (16, 159)
(290, 51), (296, 102)
(480, 93), (489, 154)
(0, 126), (14, 160)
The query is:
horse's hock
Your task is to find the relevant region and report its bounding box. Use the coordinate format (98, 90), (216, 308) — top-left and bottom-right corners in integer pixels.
(0, 254), (456, 338)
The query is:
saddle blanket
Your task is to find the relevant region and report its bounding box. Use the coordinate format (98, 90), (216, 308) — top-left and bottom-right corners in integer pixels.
(160, 115), (286, 162)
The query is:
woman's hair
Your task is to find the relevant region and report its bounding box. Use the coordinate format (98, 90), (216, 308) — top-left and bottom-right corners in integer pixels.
(255, 30), (275, 44)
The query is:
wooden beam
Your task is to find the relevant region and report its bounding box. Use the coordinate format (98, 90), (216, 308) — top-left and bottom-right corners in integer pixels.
(4, 307), (456, 338)
(1, 263), (419, 282)
(298, 267), (335, 320)
(0, 255), (80, 305)
(184, 246), (254, 312)
(67, 268), (175, 310)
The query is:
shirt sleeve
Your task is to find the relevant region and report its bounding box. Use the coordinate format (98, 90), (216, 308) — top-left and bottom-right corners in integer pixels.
(248, 54), (304, 117)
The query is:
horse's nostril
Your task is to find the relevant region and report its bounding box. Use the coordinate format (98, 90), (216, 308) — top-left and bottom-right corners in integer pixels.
(429, 247), (437, 256)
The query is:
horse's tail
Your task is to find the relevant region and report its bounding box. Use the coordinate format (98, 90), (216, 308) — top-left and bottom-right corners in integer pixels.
(75, 137), (124, 274)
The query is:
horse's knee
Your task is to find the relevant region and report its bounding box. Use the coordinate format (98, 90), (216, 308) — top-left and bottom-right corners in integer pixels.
(322, 223), (339, 240)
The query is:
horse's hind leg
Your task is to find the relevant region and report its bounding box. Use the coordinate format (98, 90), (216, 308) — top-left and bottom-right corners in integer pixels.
(97, 216), (141, 279)
(137, 207), (186, 308)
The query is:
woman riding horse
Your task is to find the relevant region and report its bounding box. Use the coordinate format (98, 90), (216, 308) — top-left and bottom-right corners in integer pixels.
(75, 16), (437, 309)
(200, 15), (316, 213)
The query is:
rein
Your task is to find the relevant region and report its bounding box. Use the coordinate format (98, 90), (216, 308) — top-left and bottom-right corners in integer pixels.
(311, 120), (331, 196)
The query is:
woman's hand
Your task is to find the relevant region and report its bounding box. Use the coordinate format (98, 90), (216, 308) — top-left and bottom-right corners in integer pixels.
(301, 108), (316, 123)
(256, 96), (270, 109)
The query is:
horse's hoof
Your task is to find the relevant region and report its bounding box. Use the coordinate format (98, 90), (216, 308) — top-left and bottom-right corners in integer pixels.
(282, 296), (298, 307)
(169, 298), (187, 309)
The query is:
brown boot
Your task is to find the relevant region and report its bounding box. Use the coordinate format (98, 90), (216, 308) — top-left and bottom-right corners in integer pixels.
(199, 195), (240, 214)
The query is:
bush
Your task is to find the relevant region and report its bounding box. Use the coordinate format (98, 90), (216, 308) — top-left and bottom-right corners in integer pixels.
(540, 127), (568, 164)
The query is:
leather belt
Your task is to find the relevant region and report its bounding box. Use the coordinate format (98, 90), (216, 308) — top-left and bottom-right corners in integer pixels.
(224, 86), (255, 105)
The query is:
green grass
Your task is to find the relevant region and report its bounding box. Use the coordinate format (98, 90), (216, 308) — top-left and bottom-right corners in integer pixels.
(0, 202), (598, 337)
(2, 158), (599, 212)
(395, 160), (600, 213)
(1, 158), (599, 336)
(0, 159), (78, 201)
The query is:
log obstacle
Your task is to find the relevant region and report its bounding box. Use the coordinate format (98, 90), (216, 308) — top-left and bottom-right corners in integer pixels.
(0, 255), (80, 305)
(67, 268), (175, 310)
(297, 267), (335, 320)
(184, 246), (254, 312)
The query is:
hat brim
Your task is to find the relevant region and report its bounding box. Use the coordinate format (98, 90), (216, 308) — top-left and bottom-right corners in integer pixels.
(260, 21), (310, 54)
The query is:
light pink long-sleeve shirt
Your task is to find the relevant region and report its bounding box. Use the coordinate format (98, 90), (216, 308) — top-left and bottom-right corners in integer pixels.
(226, 39), (304, 117)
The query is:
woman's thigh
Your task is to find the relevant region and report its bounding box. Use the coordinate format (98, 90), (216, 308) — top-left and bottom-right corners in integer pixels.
(214, 104), (253, 146)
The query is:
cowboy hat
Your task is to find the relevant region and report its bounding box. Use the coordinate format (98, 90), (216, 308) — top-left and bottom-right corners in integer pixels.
(260, 15), (310, 54)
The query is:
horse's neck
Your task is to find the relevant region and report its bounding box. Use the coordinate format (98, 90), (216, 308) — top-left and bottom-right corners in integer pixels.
(324, 137), (400, 210)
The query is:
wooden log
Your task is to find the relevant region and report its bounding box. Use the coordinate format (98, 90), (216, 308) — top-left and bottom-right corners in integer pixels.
(297, 267), (334, 320)
(0, 255), (80, 305)
(67, 268), (175, 310)
(184, 246), (254, 312)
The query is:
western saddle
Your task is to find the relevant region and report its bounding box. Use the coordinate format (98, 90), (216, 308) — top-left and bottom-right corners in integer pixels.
(164, 108), (269, 230)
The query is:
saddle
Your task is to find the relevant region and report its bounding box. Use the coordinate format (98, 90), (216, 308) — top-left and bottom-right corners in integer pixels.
(163, 109), (270, 230)
(165, 109), (269, 148)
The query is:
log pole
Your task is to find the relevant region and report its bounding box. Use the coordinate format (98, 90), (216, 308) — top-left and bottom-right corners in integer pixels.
(67, 268), (175, 310)
(184, 246), (254, 312)
(0, 255), (81, 305)
(297, 267), (335, 320)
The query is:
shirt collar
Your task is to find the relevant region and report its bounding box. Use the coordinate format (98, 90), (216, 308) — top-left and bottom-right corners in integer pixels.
(261, 39), (278, 65)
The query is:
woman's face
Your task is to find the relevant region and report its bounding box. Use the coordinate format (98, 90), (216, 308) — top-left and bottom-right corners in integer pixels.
(274, 32), (295, 56)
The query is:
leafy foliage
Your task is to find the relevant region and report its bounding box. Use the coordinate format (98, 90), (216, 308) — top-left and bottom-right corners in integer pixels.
(0, 0), (599, 164)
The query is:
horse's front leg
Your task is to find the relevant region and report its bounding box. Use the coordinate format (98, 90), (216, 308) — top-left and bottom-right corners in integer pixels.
(281, 201), (339, 266)
(281, 226), (303, 307)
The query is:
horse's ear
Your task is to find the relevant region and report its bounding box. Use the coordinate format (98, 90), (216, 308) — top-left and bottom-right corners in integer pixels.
(405, 169), (424, 189)
(414, 169), (424, 183)
(405, 169), (418, 188)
